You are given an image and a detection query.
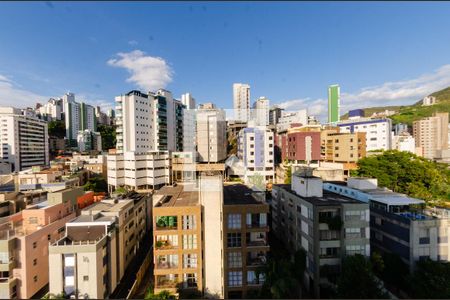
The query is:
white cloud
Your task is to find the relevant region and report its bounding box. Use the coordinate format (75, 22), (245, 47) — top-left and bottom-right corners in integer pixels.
(107, 50), (173, 91)
(0, 75), (49, 108)
(277, 64), (450, 121)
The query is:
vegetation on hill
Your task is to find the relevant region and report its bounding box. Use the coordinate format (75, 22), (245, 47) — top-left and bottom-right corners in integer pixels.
(97, 124), (116, 150)
(352, 150), (450, 204)
(341, 86), (450, 126)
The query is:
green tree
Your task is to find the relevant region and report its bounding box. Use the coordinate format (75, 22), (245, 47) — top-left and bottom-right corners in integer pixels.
(83, 177), (108, 193)
(48, 120), (66, 138)
(409, 259), (450, 299)
(98, 124), (116, 150)
(284, 164), (292, 184)
(353, 150), (450, 202)
(336, 254), (389, 299)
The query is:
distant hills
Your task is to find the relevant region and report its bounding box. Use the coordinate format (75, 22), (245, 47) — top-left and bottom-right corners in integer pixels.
(341, 86), (450, 125)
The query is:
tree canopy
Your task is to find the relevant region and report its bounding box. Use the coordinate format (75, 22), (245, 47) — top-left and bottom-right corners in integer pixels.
(336, 254), (389, 299)
(83, 177), (108, 193)
(352, 150), (450, 203)
(48, 120), (65, 138)
(98, 124), (116, 150)
(409, 259), (450, 299)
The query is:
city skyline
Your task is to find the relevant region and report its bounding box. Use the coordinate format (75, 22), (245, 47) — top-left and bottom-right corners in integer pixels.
(1, 2), (450, 120)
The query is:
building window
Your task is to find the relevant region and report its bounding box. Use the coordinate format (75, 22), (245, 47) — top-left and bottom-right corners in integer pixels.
(228, 214), (241, 229)
(227, 252), (242, 268)
(33, 242), (37, 249)
(83, 276), (89, 281)
(228, 271), (242, 287)
(183, 273), (198, 288)
(182, 235), (197, 250)
(183, 254), (197, 269)
(33, 275), (38, 282)
(182, 215), (196, 230)
(33, 258), (37, 266)
(227, 233), (242, 248)
(346, 245), (365, 256)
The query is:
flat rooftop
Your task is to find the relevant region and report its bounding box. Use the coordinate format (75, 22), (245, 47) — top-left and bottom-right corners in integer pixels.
(223, 184), (264, 205)
(154, 184), (199, 207)
(275, 184), (362, 206)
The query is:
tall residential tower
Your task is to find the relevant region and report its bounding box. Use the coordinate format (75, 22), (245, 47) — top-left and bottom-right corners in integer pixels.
(328, 84), (340, 124)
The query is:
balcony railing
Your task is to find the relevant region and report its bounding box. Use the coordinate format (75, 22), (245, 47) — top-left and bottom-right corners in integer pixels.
(247, 255), (267, 266)
(246, 222), (268, 229)
(155, 240), (178, 250)
(156, 262), (178, 269)
(247, 240), (267, 247)
(156, 279), (178, 288)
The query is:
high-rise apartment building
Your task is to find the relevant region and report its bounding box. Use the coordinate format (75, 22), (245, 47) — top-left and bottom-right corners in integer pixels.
(181, 93), (196, 110)
(251, 97), (269, 126)
(392, 132), (416, 154)
(114, 89), (184, 153)
(63, 93), (97, 147)
(0, 107), (49, 172)
(328, 84), (340, 124)
(237, 127), (274, 186)
(36, 98), (63, 121)
(77, 129), (102, 152)
(272, 171), (370, 297)
(152, 175), (269, 299)
(233, 83), (250, 123)
(268, 106), (284, 126)
(413, 112), (449, 159)
(276, 109), (308, 132)
(337, 117), (392, 151)
(115, 90), (154, 153)
(196, 103), (227, 163)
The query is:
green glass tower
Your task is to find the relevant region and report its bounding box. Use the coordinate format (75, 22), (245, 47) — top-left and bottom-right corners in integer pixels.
(328, 84), (340, 124)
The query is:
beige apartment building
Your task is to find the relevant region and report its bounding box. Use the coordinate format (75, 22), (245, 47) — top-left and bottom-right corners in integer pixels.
(152, 175), (269, 299)
(48, 195), (148, 298)
(320, 128), (366, 175)
(152, 185), (204, 295)
(48, 215), (118, 299)
(0, 200), (76, 299)
(413, 112), (449, 159)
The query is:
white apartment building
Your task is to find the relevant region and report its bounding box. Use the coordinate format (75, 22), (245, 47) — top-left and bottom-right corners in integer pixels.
(181, 93), (196, 110)
(233, 83), (250, 123)
(0, 107), (49, 172)
(422, 96), (437, 106)
(237, 126), (274, 187)
(115, 90), (184, 153)
(392, 133), (416, 154)
(77, 130), (102, 152)
(107, 151), (170, 192)
(338, 117), (392, 151)
(250, 97), (270, 127)
(115, 90), (155, 153)
(276, 109), (308, 132)
(63, 93), (97, 146)
(37, 98), (62, 121)
(196, 103), (227, 163)
(413, 112), (449, 159)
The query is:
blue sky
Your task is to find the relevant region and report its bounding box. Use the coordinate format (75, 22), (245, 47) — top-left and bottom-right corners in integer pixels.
(1, 1), (450, 120)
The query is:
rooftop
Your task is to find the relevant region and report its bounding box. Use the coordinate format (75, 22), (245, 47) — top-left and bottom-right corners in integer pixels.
(154, 184), (199, 207)
(275, 184), (362, 206)
(223, 184), (265, 205)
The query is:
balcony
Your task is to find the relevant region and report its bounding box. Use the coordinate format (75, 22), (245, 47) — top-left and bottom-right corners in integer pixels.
(156, 275), (178, 289)
(155, 240), (178, 250)
(155, 216), (178, 231)
(247, 252), (267, 266)
(246, 232), (268, 247)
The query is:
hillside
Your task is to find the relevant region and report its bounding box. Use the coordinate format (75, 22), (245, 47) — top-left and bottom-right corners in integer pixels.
(341, 86), (450, 126)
